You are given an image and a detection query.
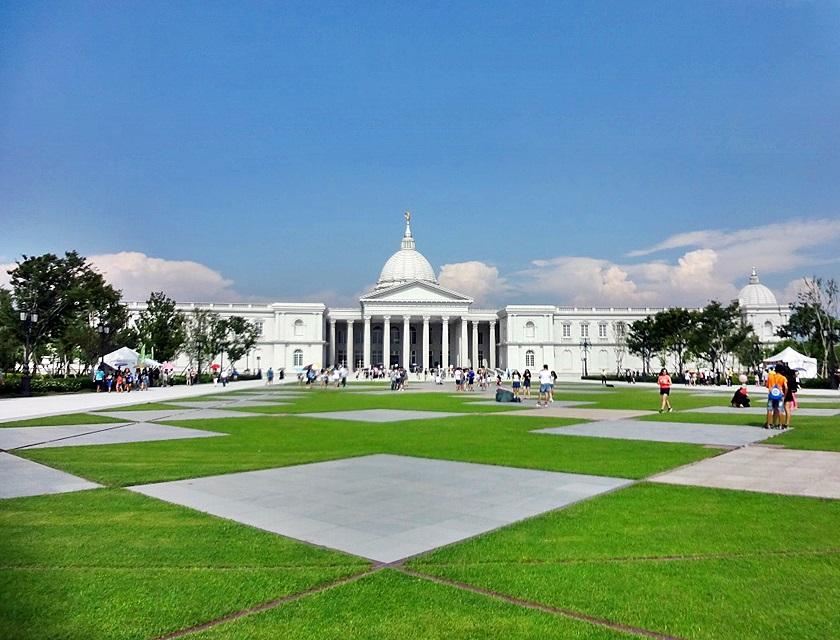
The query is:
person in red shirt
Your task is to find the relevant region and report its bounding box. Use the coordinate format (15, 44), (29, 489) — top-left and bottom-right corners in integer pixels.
(658, 368), (673, 413)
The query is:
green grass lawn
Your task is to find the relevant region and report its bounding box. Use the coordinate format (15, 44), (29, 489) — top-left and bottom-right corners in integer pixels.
(0, 413), (124, 428)
(190, 569), (632, 640)
(410, 483), (840, 640)
(0, 489), (368, 640)
(3, 383), (838, 640)
(18, 411), (718, 486)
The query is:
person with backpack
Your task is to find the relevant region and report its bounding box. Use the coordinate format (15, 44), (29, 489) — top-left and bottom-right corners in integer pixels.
(764, 366), (787, 429)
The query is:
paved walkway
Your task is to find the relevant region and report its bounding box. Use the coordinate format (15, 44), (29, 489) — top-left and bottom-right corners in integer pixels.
(129, 454), (632, 563)
(0, 452), (100, 499)
(0, 379), (268, 423)
(651, 446), (840, 499)
(533, 420), (788, 447)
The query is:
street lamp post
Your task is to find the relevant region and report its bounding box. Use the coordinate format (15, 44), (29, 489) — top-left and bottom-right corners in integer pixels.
(19, 310), (39, 397)
(97, 323), (110, 366)
(580, 338), (591, 378)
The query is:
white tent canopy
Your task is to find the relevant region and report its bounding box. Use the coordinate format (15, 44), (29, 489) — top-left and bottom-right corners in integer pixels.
(762, 346), (818, 379)
(102, 346), (161, 370)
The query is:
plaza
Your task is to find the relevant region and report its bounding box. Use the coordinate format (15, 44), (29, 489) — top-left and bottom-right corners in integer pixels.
(1, 376), (838, 639)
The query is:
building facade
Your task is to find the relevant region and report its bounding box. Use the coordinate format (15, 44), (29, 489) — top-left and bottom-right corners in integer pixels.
(129, 217), (790, 376)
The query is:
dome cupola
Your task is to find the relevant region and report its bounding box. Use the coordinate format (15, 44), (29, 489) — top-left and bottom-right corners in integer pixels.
(738, 268), (778, 306)
(375, 212), (438, 290)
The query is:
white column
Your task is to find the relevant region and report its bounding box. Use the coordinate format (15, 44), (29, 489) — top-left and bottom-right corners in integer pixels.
(382, 316), (391, 367)
(422, 316), (430, 371)
(329, 320), (336, 366)
(441, 317), (450, 370)
(489, 321), (497, 370)
(403, 315), (411, 369)
(363, 315), (371, 369)
(460, 317), (468, 366)
(471, 320), (479, 368)
(346, 320), (354, 370)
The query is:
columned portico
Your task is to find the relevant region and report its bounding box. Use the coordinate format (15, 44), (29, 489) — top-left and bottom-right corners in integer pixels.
(441, 317), (450, 370)
(460, 317), (468, 366)
(471, 320), (479, 368)
(402, 316), (411, 368)
(489, 321), (497, 370)
(329, 320), (336, 365)
(382, 317), (391, 366)
(422, 316), (430, 370)
(346, 320), (354, 370)
(363, 316), (371, 369)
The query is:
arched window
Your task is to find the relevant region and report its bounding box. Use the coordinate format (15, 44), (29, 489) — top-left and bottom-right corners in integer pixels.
(294, 320), (304, 337)
(392, 328), (400, 344)
(293, 349), (303, 366)
(410, 326), (417, 345)
(525, 350), (535, 367)
(373, 327), (382, 344)
(561, 349), (573, 370)
(763, 321), (774, 338)
(525, 321), (536, 339)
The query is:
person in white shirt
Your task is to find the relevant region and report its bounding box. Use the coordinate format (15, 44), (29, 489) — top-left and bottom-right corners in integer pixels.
(537, 365), (553, 408)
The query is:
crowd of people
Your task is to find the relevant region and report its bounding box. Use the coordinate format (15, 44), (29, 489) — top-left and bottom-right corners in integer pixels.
(94, 365), (174, 393)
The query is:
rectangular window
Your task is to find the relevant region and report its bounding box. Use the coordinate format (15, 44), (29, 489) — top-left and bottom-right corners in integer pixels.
(478, 349), (484, 366)
(581, 324), (589, 338)
(562, 323), (571, 338)
(598, 324), (607, 338)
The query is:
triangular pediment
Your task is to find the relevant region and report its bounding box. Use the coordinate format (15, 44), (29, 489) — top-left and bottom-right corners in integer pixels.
(360, 280), (473, 304)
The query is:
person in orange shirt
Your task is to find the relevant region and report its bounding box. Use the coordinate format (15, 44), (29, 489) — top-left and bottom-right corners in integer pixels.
(657, 368), (672, 413)
(764, 367), (787, 429)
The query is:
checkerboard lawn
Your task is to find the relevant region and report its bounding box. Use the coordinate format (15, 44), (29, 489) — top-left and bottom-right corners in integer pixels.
(0, 489), (368, 640)
(410, 483), (840, 640)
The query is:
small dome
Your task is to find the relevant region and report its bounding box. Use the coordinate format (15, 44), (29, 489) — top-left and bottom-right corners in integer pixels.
(375, 214), (438, 290)
(738, 268), (778, 306)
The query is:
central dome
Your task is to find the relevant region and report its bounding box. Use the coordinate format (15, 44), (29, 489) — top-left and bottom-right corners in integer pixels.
(738, 268), (778, 306)
(375, 214), (438, 290)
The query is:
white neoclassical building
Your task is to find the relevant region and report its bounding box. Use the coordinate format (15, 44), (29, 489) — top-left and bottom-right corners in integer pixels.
(128, 217), (790, 376)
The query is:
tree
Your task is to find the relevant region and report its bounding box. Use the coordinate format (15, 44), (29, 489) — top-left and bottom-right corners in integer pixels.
(6, 252), (126, 374)
(626, 316), (661, 375)
(134, 292), (187, 362)
(690, 301), (752, 374)
(0, 289), (21, 371)
(220, 316), (261, 368)
(734, 333), (764, 375)
(184, 309), (224, 377)
(654, 308), (696, 377)
(780, 277), (839, 378)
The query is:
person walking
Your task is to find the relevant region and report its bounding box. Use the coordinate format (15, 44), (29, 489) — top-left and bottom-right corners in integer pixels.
(764, 366), (787, 429)
(523, 369), (532, 398)
(511, 370), (521, 398)
(266, 367), (274, 385)
(538, 365), (552, 408)
(657, 368), (672, 413)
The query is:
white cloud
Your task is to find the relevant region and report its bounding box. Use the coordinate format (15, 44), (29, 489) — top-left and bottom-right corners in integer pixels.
(1, 253), (241, 303)
(89, 252), (240, 301)
(438, 261), (510, 305)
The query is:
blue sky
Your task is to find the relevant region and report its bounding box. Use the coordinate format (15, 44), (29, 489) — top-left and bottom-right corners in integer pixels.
(1, 1), (838, 307)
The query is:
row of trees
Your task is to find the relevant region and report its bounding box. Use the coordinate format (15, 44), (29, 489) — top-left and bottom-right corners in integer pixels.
(625, 278), (839, 379)
(625, 301), (755, 377)
(1, 252), (260, 378)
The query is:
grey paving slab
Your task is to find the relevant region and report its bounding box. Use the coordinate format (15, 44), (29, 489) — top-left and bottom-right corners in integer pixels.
(224, 400), (291, 409)
(298, 409), (467, 423)
(167, 400), (242, 409)
(504, 407), (655, 421)
(0, 452), (101, 499)
(533, 420), (787, 446)
(468, 400), (594, 408)
(97, 408), (261, 422)
(129, 454), (632, 563)
(22, 423), (226, 449)
(690, 406), (840, 417)
(0, 423), (132, 450)
(652, 446), (840, 499)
